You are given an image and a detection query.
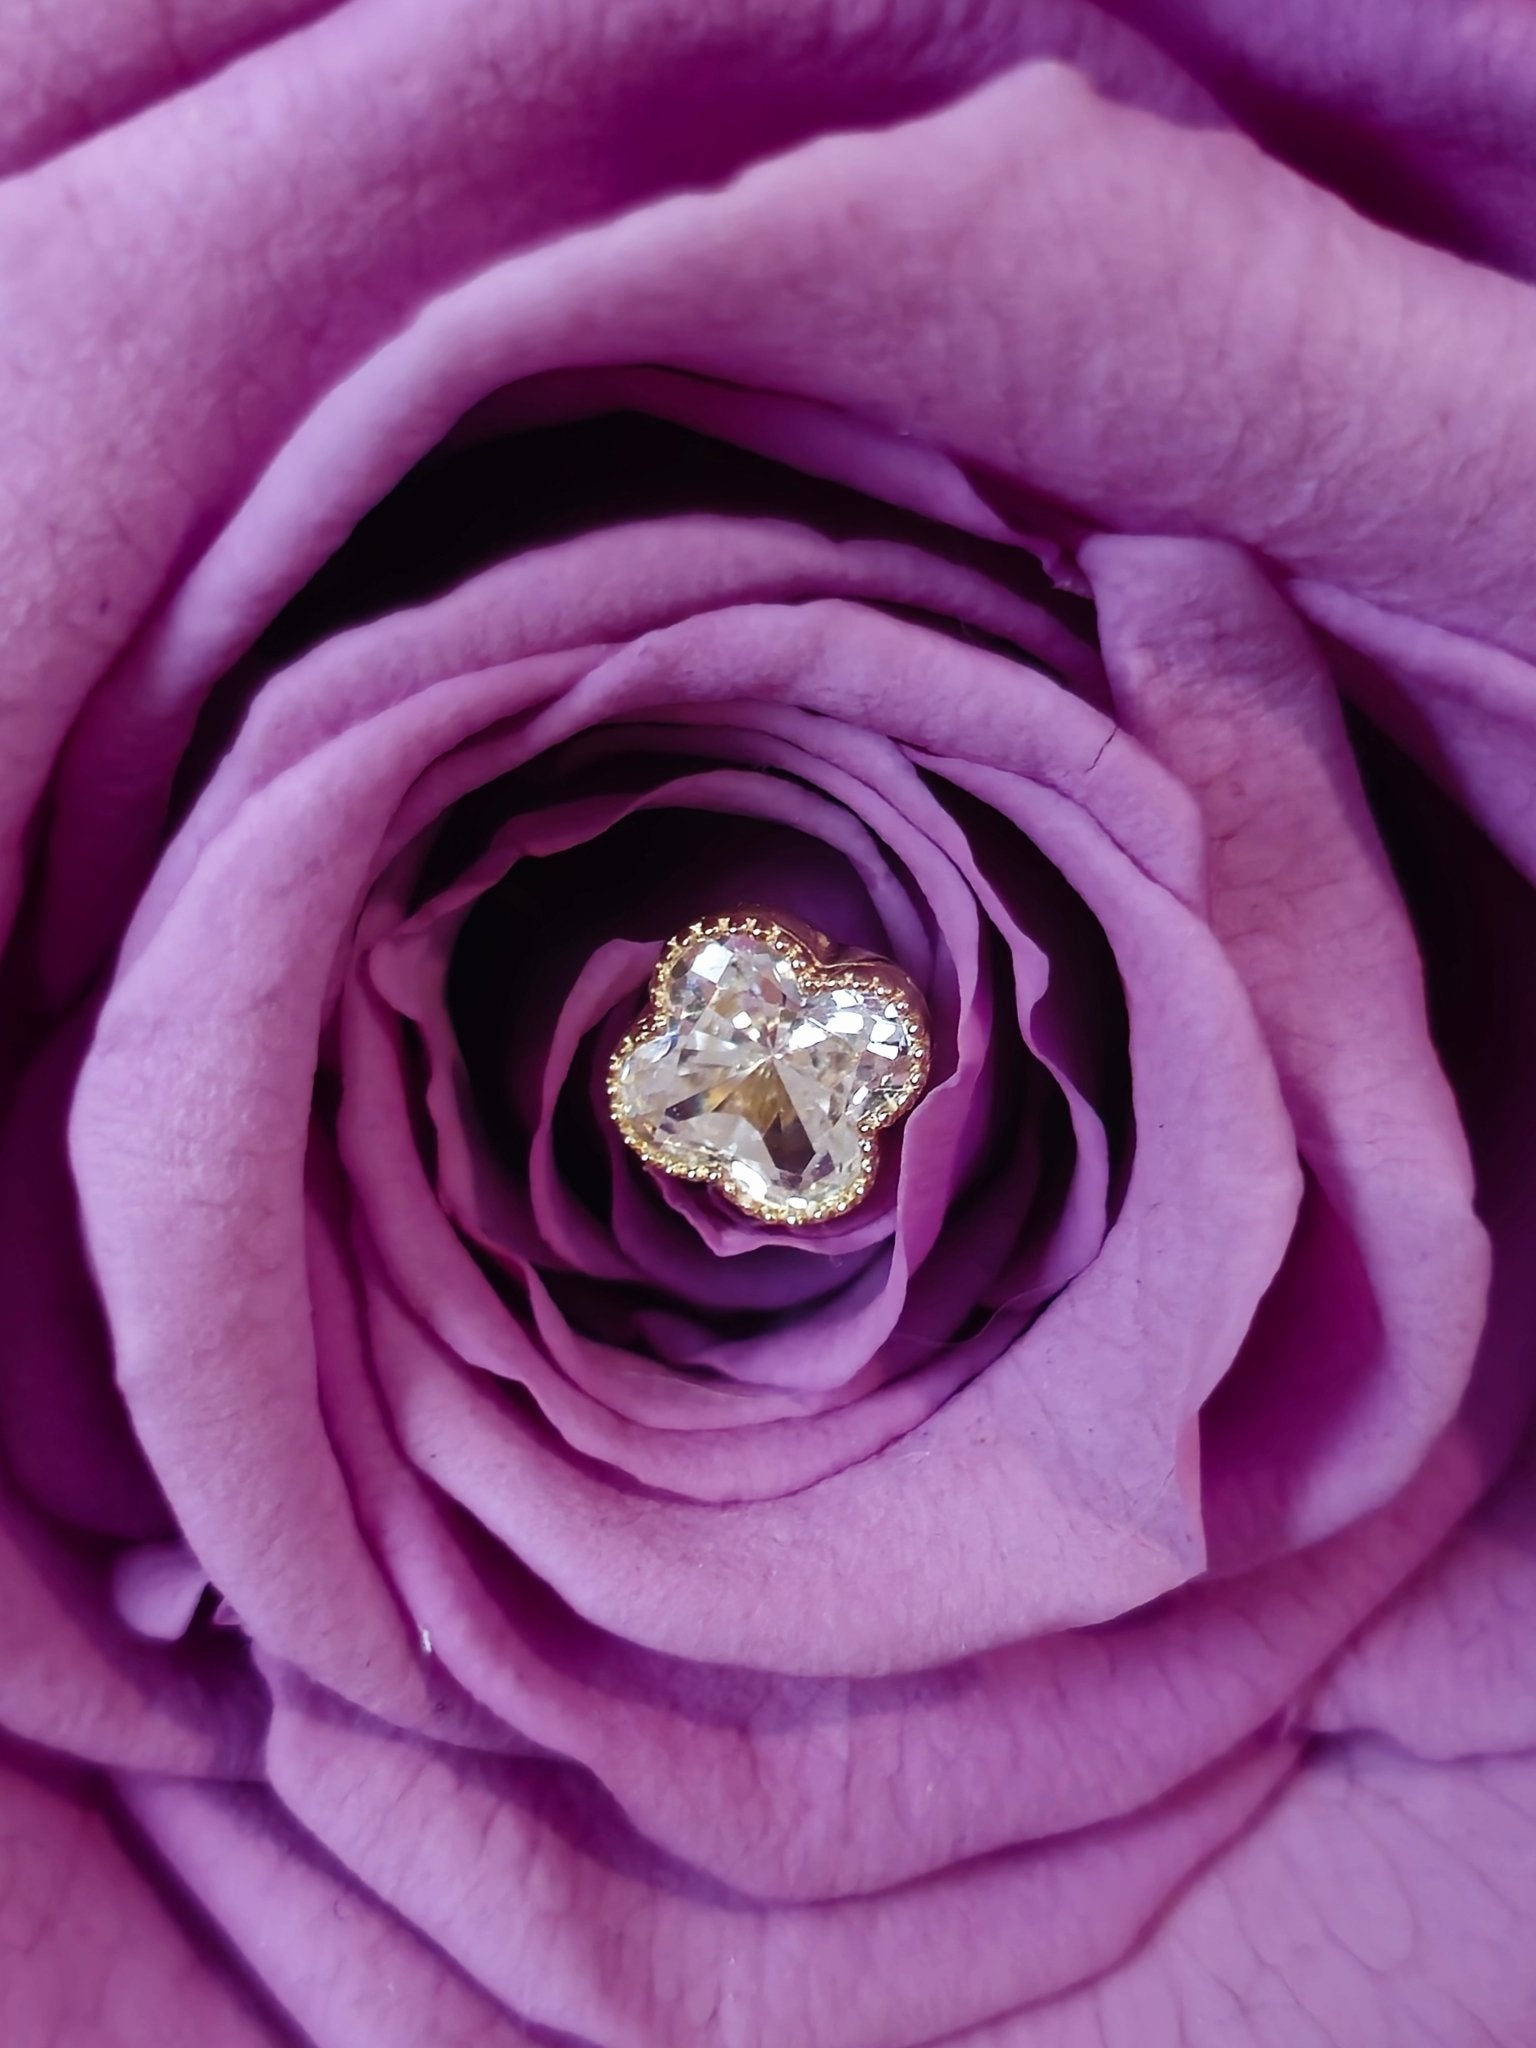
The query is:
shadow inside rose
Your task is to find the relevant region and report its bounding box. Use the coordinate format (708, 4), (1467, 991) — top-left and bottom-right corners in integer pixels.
(219, 416), (1134, 1436)
(346, 711), (1132, 1415)
(169, 411), (1094, 832)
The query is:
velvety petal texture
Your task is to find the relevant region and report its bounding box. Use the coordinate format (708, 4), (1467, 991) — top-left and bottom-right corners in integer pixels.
(3, 4), (1536, 2046)
(0, 1746), (287, 2048)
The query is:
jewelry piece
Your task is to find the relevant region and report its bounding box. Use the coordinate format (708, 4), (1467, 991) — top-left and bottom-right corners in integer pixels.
(608, 912), (930, 1226)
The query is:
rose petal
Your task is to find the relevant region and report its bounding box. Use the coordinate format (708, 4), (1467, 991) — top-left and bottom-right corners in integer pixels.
(327, 1094), (993, 1502)
(1130, 0), (1536, 277)
(0, 1479), (261, 1777)
(64, 516), (1080, 1007)
(264, 1665), (1295, 2048)
(70, 655), (592, 1733)
(123, 1772), (547, 2048)
(1309, 1417), (1536, 1761)
(0, 1744), (289, 2048)
(1086, 536), (1489, 1560)
(0, 0), (333, 175)
(110, 1543), (209, 1645)
(277, 1267), (1496, 1902)
(77, 596), (1297, 1675)
(951, 1740), (1536, 2047)
(1303, 760), (1536, 1763)
(1294, 581), (1536, 890)
(364, 605), (1298, 1668)
(0, 1019), (170, 1538)
(7, 0), (1157, 959)
(159, 56), (1536, 706)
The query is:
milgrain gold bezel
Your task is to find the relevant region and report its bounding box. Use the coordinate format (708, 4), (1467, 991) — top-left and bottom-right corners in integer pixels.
(606, 910), (932, 1226)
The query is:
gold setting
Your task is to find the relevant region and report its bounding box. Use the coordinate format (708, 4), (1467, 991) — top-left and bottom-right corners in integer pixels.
(606, 911), (931, 1226)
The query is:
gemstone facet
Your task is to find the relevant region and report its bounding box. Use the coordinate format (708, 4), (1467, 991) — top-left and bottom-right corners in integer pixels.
(608, 914), (930, 1225)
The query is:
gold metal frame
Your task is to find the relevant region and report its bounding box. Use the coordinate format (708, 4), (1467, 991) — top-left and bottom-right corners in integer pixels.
(606, 910), (932, 1226)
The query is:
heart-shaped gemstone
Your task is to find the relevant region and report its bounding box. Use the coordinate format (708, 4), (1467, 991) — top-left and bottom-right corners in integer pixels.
(608, 914), (930, 1225)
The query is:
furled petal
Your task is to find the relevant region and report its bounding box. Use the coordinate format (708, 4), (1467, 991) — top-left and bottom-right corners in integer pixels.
(0, 1478), (261, 1776)
(73, 592), (1298, 1680)
(356, 605), (1297, 1669)
(1293, 583), (1536, 889)
(1086, 536), (1488, 1560)
(356, 718), (1012, 1393)
(325, 1065), (993, 1502)
(46, 514), (1077, 1006)
(70, 652), (587, 1731)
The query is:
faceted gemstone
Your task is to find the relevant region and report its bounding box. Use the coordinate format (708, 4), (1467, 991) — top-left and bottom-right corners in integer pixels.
(610, 924), (926, 1223)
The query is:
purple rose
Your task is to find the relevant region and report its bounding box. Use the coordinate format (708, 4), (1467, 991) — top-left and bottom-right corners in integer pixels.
(5, 4), (1536, 2043)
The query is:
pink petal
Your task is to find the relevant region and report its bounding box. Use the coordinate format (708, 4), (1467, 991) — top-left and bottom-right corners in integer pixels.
(264, 1666), (1296, 2048)
(952, 1740), (1536, 2046)
(1310, 1415), (1536, 1761)
(1130, 0), (1536, 276)
(0, 0), (1169, 952)
(176, 61), (1536, 682)
(0, 1745), (289, 2048)
(0, 1474), (260, 1777)
(1086, 536), (1488, 1560)
(124, 1772), (545, 2047)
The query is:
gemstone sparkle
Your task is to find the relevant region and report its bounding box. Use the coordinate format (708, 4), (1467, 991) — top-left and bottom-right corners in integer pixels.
(607, 914), (930, 1225)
